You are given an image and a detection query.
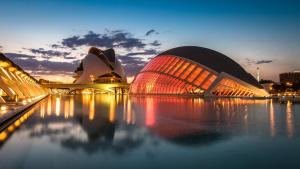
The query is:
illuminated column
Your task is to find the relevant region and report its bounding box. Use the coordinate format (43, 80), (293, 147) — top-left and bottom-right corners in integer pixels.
(8, 71), (32, 98)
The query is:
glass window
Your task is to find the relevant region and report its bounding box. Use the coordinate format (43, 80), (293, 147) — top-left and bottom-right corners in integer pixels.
(201, 75), (217, 89)
(174, 62), (190, 77)
(186, 67), (203, 82)
(169, 60), (184, 75)
(165, 57), (180, 74)
(157, 56), (172, 72)
(193, 70), (210, 86)
(180, 64), (196, 80)
(160, 57), (175, 73)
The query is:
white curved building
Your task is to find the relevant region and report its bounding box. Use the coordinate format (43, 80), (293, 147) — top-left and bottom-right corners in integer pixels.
(74, 47), (126, 84)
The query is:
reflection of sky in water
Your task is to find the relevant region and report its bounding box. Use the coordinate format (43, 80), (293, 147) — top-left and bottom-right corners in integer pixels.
(0, 95), (300, 169)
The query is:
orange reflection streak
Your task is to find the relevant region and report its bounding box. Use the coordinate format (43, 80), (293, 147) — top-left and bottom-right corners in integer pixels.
(40, 102), (45, 119)
(0, 131), (7, 141)
(109, 95), (116, 122)
(286, 101), (294, 138)
(69, 96), (74, 117)
(146, 97), (155, 126)
(82, 94), (90, 114)
(126, 98), (135, 124)
(123, 96), (127, 121)
(269, 100), (276, 137)
(1, 108), (36, 142)
(55, 96), (61, 116)
(47, 96), (52, 116)
(89, 94), (95, 121)
(64, 99), (69, 119)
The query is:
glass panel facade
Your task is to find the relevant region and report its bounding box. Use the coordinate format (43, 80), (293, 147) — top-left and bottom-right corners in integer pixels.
(180, 64), (196, 80)
(193, 71), (210, 86)
(174, 62), (190, 77)
(186, 67), (202, 82)
(201, 75), (217, 89)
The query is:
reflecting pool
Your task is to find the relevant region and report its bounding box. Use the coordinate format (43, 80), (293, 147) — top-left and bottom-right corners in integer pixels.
(0, 94), (300, 169)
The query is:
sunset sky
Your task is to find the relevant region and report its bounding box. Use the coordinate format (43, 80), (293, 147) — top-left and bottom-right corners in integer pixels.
(0, 0), (299, 83)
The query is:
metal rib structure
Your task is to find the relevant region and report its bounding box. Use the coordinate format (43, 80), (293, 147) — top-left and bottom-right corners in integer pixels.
(0, 53), (48, 103)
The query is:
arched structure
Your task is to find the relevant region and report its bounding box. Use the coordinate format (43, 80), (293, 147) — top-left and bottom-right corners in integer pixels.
(130, 46), (268, 97)
(74, 47), (126, 84)
(0, 53), (48, 103)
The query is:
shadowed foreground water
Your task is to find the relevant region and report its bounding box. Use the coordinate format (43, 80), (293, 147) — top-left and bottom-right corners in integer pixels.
(0, 94), (300, 169)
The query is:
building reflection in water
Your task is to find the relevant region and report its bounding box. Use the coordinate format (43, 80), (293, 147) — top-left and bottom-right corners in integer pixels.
(55, 96), (61, 116)
(88, 94), (95, 121)
(286, 101), (294, 138)
(47, 96), (51, 116)
(109, 95), (116, 122)
(145, 97), (155, 127)
(269, 99), (276, 137)
(1, 95), (299, 152)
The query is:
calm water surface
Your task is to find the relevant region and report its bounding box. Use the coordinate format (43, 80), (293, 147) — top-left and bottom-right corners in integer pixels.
(0, 94), (300, 169)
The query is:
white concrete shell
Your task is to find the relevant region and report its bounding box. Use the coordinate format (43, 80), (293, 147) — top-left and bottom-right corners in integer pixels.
(74, 47), (126, 84)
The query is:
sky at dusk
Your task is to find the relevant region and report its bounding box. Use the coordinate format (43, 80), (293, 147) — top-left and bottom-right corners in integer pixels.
(0, 0), (299, 83)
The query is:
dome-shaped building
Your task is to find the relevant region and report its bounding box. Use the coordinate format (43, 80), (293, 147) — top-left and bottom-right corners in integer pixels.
(74, 47), (126, 84)
(130, 46), (268, 97)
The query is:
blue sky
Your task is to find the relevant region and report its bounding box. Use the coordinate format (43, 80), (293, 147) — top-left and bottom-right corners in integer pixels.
(0, 0), (299, 82)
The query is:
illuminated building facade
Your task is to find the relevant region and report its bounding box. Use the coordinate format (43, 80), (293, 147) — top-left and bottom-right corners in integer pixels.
(0, 53), (48, 103)
(130, 46), (268, 97)
(280, 71), (300, 84)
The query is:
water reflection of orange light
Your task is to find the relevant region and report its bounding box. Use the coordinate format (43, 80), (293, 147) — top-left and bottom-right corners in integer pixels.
(89, 94), (95, 121)
(0, 131), (8, 141)
(82, 94), (90, 114)
(40, 102), (45, 118)
(146, 97), (155, 126)
(126, 98), (135, 124)
(286, 101), (294, 138)
(69, 96), (74, 117)
(7, 125), (14, 132)
(47, 96), (52, 115)
(269, 100), (276, 137)
(55, 97), (61, 116)
(109, 95), (116, 122)
(64, 99), (69, 119)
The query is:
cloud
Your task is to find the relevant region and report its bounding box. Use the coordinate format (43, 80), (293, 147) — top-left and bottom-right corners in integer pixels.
(5, 53), (36, 59)
(123, 49), (160, 57)
(256, 60), (273, 64)
(118, 55), (149, 77)
(145, 29), (159, 36)
(27, 48), (71, 58)
(5, 53), (78, 74)
(50, 44), (65, 49)
(149, 40), (161, 46)
(116, 48), (160, 76)
(246, 58), (274, 66)
(60, 30), (147, 49)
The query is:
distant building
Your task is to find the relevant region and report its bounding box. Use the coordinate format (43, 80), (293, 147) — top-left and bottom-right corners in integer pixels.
(280, 71), (300, 84)
(259, 79), (275, 93)
(130, 46), (268, 97)
(74, 47), (126, 84)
